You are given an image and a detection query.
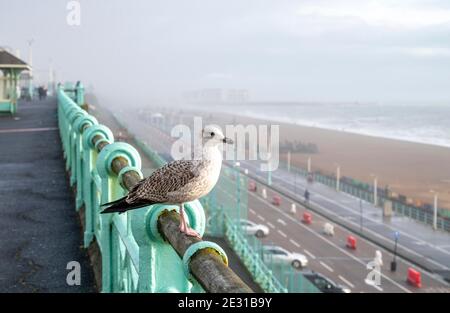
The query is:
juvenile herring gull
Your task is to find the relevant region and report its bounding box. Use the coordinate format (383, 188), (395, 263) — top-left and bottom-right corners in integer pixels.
(101, 125), (233, 237)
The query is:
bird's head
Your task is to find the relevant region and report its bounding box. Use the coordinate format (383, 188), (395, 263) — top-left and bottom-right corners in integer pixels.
(201, 125), (233, 146)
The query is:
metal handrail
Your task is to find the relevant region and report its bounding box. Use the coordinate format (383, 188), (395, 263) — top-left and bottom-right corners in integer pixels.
(88, 129), (252, 293)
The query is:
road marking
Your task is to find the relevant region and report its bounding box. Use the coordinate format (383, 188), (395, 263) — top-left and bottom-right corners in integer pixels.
(303, 249), (316, 260)
(289, 239), (301, 248)
(242, 162), (446, 253)
(250, 169), (450, 271)
(247, 191), (412, 293)
(219, 181), (449, 288)
(267, 222), (275, 229)
(266, 168), (450, 262)
(249, 208), (256, 214)
(320, 261), (334, 272)
(277, 218), (286, 226)
(278, 230), (287, 238)
(365, 280), (383, 292)
(338, 275), (355, 289)
(257, 214), (265, 222)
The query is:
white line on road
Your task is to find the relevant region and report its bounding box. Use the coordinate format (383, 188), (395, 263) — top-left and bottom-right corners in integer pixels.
(289, 239), (301, 248)
(256, 173), (450, 272)
(257, 215), (265, 222)
(277, 218), (286, 226)
(373, 285), (383, 292)
(216, 177), (446, 290)
(266, 168), (450, 263)
(278, 230), (287, 238)
(240, 182), (449, 288)
(247, 190), (412, 293)
(267, 222), (275, 229)
(338, 275), (355, 289)
(320, 261), (334, 272)
(303, 249), (316, 260)
(365, 280), (384, 292)
(249, 208), (256, 214)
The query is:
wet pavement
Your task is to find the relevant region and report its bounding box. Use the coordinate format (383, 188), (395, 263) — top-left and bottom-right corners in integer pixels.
(240, 159), (450, 278)
(0, 98), (95, 292)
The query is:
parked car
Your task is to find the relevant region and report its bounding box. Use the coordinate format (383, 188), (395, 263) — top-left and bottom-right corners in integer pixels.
(239, 219), (269, 238)
(302, 271), (351, 293)
(262, 245), (308, 269)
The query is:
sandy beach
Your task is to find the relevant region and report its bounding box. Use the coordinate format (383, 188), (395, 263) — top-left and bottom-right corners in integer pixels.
(175, 109), (450, 211)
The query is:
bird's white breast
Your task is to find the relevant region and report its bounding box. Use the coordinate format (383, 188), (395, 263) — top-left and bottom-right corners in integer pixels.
(199, 146), (222, 193)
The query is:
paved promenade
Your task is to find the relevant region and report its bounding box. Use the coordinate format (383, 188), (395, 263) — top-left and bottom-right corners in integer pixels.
(0, 98), (95, 292)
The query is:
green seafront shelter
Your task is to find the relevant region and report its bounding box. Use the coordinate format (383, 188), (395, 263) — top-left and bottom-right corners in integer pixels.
(0, 49), (31, 114)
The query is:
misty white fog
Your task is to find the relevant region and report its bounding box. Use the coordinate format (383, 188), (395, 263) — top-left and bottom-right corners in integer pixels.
(2, 0), (450, 107)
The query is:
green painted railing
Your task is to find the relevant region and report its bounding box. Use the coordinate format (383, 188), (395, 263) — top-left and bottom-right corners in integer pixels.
(57, 84), (252, 293)
(133, 115), (320, 293)
(205, 167), (319, 293)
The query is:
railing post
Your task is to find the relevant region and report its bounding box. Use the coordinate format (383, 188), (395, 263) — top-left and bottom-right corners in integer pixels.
(76, 81), (85, 106)
(96, 142), (141, 292)
(73, 114), (98, 209)
(68, 109), (87, 186)
(131, 204), (194, 292)
(82, 125), (114, 247)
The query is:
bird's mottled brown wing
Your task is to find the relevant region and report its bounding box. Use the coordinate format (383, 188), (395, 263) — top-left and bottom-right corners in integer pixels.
(125, 160), (200, 203)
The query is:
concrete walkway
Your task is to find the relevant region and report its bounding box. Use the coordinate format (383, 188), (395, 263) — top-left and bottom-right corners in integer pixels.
(0, 98), (95, 292)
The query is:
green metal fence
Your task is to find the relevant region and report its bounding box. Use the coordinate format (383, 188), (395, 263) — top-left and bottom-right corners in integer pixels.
(57, 84), (244, 293)
(210, 169), (319, 293)
(134, 120), (320, 293)
(278, 160), (450, 232)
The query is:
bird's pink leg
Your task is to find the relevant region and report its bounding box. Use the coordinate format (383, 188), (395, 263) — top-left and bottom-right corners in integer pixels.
(179, 204), (186, 232)
(179, 204), (201, 238)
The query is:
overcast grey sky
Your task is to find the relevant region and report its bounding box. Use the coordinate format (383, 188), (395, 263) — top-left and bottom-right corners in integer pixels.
(1, 0), (450, 103)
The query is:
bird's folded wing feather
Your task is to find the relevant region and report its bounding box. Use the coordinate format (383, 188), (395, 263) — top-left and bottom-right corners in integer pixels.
(126, 160), (200, 203)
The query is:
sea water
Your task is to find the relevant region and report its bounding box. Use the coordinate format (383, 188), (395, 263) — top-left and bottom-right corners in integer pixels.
(208, 102), (450, 148)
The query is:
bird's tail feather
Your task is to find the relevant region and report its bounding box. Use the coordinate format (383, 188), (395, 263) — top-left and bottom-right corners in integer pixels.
(101, 197), (154, 214)
(101, 196), (127, 207)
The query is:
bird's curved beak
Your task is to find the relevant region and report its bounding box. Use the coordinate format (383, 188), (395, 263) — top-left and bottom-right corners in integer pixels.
(223, 137), (233, 144)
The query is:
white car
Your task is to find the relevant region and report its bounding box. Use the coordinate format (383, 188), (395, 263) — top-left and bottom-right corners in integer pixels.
(262, 245), (308, 269)
(239, 219), (270, 238)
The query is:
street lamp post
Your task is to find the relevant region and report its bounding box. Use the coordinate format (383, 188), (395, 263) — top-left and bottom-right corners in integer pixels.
(391, 231), (399, 272)
(294, 170), (297, 195)
(335, 164), (340, 192)
(267, 153), (272, 186)
(287, 150), (291, 173)
(371, 174), (378, 207)
(234, 162), (241, 223)
(430, 190), (439, 230)
(27, 39), (34, 100)
(360, 199), (363, 232)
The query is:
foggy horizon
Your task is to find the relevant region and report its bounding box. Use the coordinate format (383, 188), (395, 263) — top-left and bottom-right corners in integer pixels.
(2, 0), (450, 105)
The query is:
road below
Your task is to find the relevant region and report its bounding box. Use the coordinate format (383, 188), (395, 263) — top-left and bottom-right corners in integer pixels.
(116, 110), (450, 293)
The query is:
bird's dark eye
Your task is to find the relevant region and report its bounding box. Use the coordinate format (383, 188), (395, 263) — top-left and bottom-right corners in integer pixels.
(210, 132), (215, 137)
